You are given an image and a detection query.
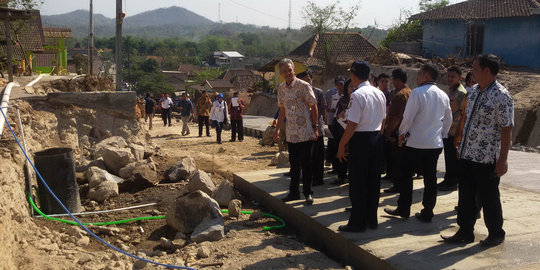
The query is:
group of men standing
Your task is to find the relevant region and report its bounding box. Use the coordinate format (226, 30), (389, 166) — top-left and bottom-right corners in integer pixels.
(274, 54), (513, 247)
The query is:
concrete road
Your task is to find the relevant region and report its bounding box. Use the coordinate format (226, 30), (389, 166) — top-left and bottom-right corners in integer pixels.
(235, 150), (540, 270)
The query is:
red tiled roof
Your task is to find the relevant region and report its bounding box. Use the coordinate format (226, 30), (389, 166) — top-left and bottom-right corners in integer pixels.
(410, 0), (540, 20)
(206, 79), (234, 89)
(0, 10), (44, 60)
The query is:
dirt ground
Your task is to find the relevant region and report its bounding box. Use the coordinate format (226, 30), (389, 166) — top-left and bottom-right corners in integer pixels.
(1, 102), (344, 270)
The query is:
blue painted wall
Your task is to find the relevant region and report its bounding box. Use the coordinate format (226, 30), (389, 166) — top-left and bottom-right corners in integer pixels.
(422, 19), (467, 58)
(421, 16), (540, 68)
(483, 16), (540, 68)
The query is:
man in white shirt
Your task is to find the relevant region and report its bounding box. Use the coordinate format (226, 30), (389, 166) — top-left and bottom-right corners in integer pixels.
(384, 64), (452, 222)
(336, 60), (386, 232)
(160, 94), (173, 127)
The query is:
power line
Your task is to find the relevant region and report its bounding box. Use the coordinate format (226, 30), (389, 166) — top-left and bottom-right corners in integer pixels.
(226, 0), (302, 26)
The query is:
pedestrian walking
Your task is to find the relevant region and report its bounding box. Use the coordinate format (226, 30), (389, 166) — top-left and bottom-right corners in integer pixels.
(197, 91), (212, 137)
(297, 70), (326, 186)
(273, 58), (319, 205)
(229, 92), (245, 142)
(384, 64), (452, 222)
(336, 60), (386, 232)
(442, 54), (513, 247)
(160, 94), (173, 127)
(144, 93), (155, 130)
(210, 93), (228, 144)
(177, 93), (194, 136)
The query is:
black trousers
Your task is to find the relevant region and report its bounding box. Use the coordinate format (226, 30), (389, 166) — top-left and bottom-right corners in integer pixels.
(442, 136), (459, 186)
(198, 116), (210, 136)
(331, 124), (348, 180)
(382, 138), (392, 175)
(397, 147), (442, 217)
(457, 160), (505, 238)
(389, 140), (404, 188)
(231, 119), (244, 141)
(213, 120), (223, 143)
(312, 136), (325, 184)
(326, 138), (338, 170)
(347, 132), (383, 229)
(288, 140), (314, 197)
(161, 108), (172, 126)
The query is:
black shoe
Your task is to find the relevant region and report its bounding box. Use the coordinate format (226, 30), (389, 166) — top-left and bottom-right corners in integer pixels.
(415, 212), (432, 223)
(305, 195), (314, 205)
(344, 207), (352, 212)
(384, 208), (409, 218)
(441, 232), (474, 244)
(283, 172), (291, 177)
(381, 175), (393, 181)
(480, 236), (505, 247)
(230, 139), (236, 142)
(198, 135), (202, 137)
(312, 181), (324, 187)
(438, 184), (457, 191)
(331, 179), (345, 185)
(206, 134), (211, 137)
(281, 193), (300, 202)
(328, 170), (338, 175)
(384, 186), (399, 193)
(239, 139), (243, 142)
(338, 225), (365, 232)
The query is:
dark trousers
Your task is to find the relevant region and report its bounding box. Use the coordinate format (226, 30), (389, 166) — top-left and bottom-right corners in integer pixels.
(457, 160), (505, 238)
(332, 124), (348, 180)
(389, 141), (404, 188)
(213, 120), (223, 143)
(326, 138), (338, 170)
(288, 140), (314, 197)
(312, 136), (325, 184)
(347, 132), (383, 229)
(442, 136), (459, 186)
(397, 147), (442, 217)
(198, 116), (210, 136)
(161, 108), (172, 126)
(231, 119), (244, 141)
(383, 139), (393, 177)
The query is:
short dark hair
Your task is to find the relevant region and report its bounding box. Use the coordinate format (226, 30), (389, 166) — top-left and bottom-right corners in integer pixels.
(343, 79), (352, 99)
(465, 72), (474, 84)
(420, 64), (439, 81)
(391, 68), (407, 83)
(145, 93), (151, 98)
(377, 73), (390, 81)
(233, 92), (239, 96)
(447, 65), (462, 76)
(296, 69), (312, 79)
(474, 54), (500, 75)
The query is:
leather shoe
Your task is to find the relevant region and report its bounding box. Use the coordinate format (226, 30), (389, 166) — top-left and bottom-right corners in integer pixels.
(384, 208), (409, 218)
(438, 184), (457, 191)
(384, 186), (399, 193)
(344, 207), (352, 212)
(480, 236), (504, 247)
(281, 193), (300, 202)
(305, 195), (314, 205)
(338, 224), (365, 232)
(415, 212), (432, 223)
(441, 233), (474, 244)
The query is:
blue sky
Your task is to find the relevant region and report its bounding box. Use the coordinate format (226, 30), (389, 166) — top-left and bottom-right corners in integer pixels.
(40, 0), (465, 29)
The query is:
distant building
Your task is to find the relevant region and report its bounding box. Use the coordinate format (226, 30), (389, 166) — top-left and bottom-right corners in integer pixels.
(218, 69), (263, 92)
(188, 79), (234, 93)
(33, 27), (72, 74)
(211, 51), (245, 68)
(162, 70), (188, 92)
(259, 32), (377, 87)
(410, 0), (540, 68)
(177, 64), (203, 76)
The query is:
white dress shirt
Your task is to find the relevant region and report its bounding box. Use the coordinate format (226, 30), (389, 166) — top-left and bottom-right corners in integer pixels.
(161, 97), (173, 109)
(347, 81), (387, 132)
(210, 100), (228, 122)
(399, 82), (452, 149)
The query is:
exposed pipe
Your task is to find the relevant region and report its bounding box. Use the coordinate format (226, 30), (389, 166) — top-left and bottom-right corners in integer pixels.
(26, 74), (46, 87)
(0, 82), (16, 137)
(34, 202), (157, 218)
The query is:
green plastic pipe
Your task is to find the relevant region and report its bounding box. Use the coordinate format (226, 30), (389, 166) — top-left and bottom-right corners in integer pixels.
(29, 194), (285, 230)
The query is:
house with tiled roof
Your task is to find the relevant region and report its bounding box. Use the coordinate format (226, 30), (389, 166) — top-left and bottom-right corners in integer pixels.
(218, 69), (263, 92)
(410, 0), (540, 68)
(260, 32), (377, 87)
(33, 27), (72, 74)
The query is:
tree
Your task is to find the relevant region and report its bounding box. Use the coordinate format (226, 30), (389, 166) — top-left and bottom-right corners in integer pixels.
(419, 0), (450, 12)
(7, 0), (43, 9)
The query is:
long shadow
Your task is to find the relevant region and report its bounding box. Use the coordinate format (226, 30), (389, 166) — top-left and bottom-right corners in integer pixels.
(242, 247), (342, 270)
(250, 150), (278, 157)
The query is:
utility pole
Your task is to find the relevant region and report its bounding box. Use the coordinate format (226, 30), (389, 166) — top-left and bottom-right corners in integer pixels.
(218, 3), (221, 24)
(4, 20), (13, 82)
(115, 0), (123, 91)
(287, 0), (292, 37)
(89, 0), (94, 75)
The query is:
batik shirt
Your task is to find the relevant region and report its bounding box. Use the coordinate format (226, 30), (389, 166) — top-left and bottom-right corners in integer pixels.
(447, 84), (467, 137)
(278, 78), (317, 143)
(458, 81), (514, 164)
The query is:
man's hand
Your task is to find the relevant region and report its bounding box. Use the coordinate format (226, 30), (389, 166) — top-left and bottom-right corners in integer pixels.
(273, 129), (280, 142)
(398, 134), (405, 147)
(337, 144), (348, 163)
(495, 158), (508, 177)
(312, 129), (319, 141)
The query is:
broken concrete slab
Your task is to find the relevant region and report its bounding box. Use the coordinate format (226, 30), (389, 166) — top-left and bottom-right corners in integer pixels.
(166, 190), (223, 234)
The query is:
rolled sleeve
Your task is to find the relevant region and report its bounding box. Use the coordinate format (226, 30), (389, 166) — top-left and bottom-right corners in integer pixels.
(304, 85), (317, 106)
(278, 88), (284, 107)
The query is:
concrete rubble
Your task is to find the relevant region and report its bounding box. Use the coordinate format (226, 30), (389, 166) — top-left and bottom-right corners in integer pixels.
(212, 180), (236, 207)
(165, 157), (197, 182)
(188, 170), (216, 195)
(165, 190), (223, 234)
